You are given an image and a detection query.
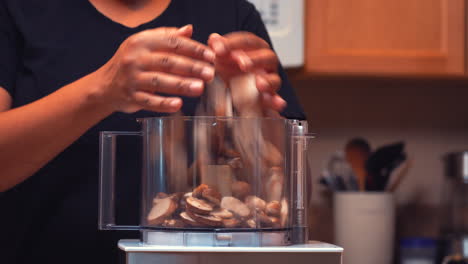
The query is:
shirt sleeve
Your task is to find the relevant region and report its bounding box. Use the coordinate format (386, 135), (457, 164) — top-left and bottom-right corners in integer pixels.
(238, 1), (306, 120)
(0, 0), (19, 97)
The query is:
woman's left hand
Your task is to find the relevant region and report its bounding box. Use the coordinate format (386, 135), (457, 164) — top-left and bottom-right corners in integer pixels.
(208, 32), (286, 112)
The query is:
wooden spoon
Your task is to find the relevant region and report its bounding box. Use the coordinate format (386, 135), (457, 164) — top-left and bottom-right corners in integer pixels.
(345, 138), (371, 191)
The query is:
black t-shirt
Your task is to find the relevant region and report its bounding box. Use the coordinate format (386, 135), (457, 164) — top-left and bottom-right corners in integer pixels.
(0, 0), (305, 263)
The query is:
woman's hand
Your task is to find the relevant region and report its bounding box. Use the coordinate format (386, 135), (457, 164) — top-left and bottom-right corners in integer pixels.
(95, 25), (215, 113)
(208, 32), (286, 112)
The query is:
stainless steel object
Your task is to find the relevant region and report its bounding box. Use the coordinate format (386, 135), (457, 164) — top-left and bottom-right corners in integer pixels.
(445, 151), (468, 184)
(441, 151), (468, 263)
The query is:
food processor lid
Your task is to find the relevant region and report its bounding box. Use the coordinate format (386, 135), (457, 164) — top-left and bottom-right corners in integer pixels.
(444, 151), (468, 183)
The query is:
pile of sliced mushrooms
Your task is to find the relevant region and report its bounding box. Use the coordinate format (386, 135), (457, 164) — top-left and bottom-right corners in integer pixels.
(148, 183), (288, 229)
(148, 74), (288, 229)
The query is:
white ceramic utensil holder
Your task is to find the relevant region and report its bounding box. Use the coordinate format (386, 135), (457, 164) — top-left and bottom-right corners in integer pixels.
(333, 192), (395, 264)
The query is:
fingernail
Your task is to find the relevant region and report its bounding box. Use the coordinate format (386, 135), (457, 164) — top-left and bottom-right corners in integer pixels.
(237, 54), (253, 71)
(204, 49), (215, 62)
(169, 98), (181, 107)
(189, 81), (203, 92)
(210, 33), (222, 40)
(178, 24), (192, 32)
(242, 55), (253, 69)
(275, 97), (287, 109)
(201, 67), (214, 80)
(213, 42), (225, 55)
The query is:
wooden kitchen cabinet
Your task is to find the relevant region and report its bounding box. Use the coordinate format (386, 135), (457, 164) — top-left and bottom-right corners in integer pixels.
(304, 0), (465, 76)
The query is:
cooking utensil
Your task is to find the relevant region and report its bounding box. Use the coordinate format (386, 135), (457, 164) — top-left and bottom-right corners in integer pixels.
(346, 174), (359, 191)
(345, 138), (371, 191)
(320, 170), (347, 192)
(387, 158), (411, 192)
(323, 151), (358, 191)
(365, 142), (406, 191)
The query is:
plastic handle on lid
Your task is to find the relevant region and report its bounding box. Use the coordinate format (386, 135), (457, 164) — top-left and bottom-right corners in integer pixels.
(99, 131), (142, 230)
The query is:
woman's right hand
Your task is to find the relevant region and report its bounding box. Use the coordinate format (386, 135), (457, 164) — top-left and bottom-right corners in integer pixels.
(94, 24), (215, 113)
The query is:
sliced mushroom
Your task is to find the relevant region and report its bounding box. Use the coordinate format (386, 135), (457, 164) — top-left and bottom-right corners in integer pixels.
(154, 192), (181, 206)
(153, 193), (169, 205)
(186, 196), (214, 215)
(210, 208), (234, 219)
(176, 194), (189, 215)
(170, 192), (184, 203)
(268, 180), (283, 203)
(266, 167), (284, 202)
(268, 166), (284, 180)
(265, 201), (281, 217)
(263, 141), (283, 167)
(245, 218), (257, 229)
(202, 187), (222, 206)
(229, 74), (262, 117)
(269, 216), (281, 228)
(223, 218), (241, 228)
(231, 181), (251, 201)
(230, 74), (264, 173)
(162, 219), (186, 228)
(147, 197), (178, 225)
(245, 196), (266, 212)
(227, 157), (243, 169)
(221, 197), (250, 219)
(205, 76), (230, 155)
(180, 211), (204, 227)
(224, 148), (241, 158)
(280, 198), (289, 227)
(187, 211), (223, 227)
(202, 165), (233, 197)
(256, 211), (273, 227)
(193, 184), (209, 199)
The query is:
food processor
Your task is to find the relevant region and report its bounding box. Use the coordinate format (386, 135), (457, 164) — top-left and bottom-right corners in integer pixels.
(98, 116), (342, 264)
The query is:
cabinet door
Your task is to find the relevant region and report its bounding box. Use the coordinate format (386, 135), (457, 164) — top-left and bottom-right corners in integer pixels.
(305, 0), (465, 76)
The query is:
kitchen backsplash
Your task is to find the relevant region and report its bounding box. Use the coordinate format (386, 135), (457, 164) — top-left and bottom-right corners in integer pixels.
(288, 75), (468, 240)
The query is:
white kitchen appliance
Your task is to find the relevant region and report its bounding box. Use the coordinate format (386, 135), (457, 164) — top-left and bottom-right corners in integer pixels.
(118, 240), (342, 264)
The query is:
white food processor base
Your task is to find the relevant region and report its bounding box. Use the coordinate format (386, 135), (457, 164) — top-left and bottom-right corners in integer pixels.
(118, 240), (343, 264)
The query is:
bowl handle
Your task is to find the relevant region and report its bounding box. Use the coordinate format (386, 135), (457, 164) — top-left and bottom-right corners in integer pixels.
(98, 131), (142, 230)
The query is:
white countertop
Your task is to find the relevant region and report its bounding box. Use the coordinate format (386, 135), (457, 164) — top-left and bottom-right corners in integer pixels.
(118, 239), (343, 253)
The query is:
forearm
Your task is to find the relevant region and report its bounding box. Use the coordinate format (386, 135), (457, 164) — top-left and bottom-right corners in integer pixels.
(0, 73), (114, 192)
(0, 26), (218, 192)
